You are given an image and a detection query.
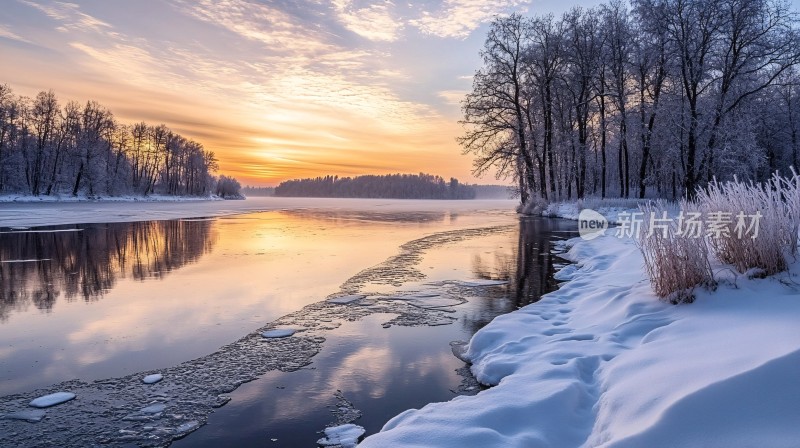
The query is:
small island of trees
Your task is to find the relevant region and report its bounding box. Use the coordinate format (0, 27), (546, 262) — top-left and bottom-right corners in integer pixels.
(274, 173), (476, 199)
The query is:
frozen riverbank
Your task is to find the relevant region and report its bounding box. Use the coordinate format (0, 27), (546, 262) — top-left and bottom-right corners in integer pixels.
(361, 229), (800, 447)
(0, 197), (517, 228)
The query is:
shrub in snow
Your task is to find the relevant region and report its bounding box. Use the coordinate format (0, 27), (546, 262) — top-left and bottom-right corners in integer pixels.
(637, 201), (715, 303)
(695, 173), (799, 275)
(637, 173), (800, 302)
(518, 196), (549, 215)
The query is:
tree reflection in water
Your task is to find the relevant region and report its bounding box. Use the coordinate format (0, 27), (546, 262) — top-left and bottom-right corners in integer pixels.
(465, 217), (578, 334)
(0, 220), (217, 321)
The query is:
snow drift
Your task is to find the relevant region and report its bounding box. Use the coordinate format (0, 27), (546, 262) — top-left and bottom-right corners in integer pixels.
(359, 234), (800, 447)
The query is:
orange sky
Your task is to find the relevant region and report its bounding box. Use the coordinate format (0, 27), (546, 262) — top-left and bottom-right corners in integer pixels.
(0, 0), (604, 186)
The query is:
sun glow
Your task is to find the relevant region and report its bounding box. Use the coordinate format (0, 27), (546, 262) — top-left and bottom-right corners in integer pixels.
(0, 0), (530, 186)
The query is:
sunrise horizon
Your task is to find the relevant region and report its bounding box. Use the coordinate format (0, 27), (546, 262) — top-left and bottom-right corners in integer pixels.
(0, 0), (614, 187)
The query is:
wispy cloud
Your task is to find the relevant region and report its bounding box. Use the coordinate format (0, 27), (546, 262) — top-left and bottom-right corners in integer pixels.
(438, 89), (467, 106)
(19, 0), (111, 33)
(0, 24), (31, 43)
(175, 0), (333, 55)
(332, 0), (403, 42)
(410, 0), (527, 39)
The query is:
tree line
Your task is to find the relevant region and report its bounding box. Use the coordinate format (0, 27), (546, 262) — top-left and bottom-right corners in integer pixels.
(274, 173), (477, 199)
(0, 84), (229, 198)
(462, 0), (800, 204)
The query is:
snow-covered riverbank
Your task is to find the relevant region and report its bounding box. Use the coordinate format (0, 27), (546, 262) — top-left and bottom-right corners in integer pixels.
(361, 223), (800, 446)
(0, 197), (518, 228)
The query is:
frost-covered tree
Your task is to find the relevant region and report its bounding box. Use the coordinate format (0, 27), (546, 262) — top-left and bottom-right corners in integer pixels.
(462, 0), (800, 204)
(0, 84), (231, 198)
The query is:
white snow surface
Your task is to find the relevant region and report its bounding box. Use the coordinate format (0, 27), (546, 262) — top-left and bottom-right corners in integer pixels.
(29, 392), (76, 408)
(360, 234), (800, 447)
(318, 423), (366, 448)
(142, 374), (163, 384)
(544, 202), (637, 224)
(0, 197), (518, 228)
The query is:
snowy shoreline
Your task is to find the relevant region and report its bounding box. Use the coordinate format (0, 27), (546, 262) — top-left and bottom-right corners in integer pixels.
(0, 197), (518, 228)
(360, 207), (800, 447)
(0, 194), (226, 203)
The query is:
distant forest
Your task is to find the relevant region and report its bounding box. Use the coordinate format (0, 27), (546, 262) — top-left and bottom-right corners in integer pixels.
(464, 0), (800, 203)
(0, 84), (238, 198)
(274, 173), (476, 199)
(241, 186), (276, 196)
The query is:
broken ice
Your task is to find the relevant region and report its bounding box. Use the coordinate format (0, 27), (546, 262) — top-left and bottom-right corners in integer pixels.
(29, 392), (75, 408)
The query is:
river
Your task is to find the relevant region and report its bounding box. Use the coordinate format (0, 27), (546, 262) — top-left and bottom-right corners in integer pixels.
(0, 200), (576, 447)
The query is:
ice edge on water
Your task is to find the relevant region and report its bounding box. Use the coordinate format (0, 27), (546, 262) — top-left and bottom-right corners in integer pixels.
(0, 224), (513, 447)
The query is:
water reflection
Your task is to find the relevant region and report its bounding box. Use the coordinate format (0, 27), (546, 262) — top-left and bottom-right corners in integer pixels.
(176, 217), (578, 447)
(0, 220), (217, 321)
(464, 217), (577, 334)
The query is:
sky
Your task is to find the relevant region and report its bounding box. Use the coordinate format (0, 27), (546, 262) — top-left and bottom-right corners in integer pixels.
(1, 0), (607, 186)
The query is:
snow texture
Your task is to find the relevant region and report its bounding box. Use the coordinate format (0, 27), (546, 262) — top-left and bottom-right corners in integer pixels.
(317, 423), (365, 448)
(28, 392), (76, 408)
(142, 374), (163, 384)
(360, 233), (800, 447)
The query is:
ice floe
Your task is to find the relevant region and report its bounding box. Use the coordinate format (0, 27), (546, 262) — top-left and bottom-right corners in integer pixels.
(261, 329), (297, 338)
(455, 279), (508, 287)
(29, 392), (75, 408)
(0, 409), (46, 422)
(142, 374), (163, 384)
(140, 403), (167, 414)
(326, 294), (365, 304)
(317, 423), (365, 448)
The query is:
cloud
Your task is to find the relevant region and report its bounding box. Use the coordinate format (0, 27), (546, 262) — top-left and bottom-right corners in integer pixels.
(4, 0), (485, 186)
(438, 89), (467, 106)
(19, 0), (112, 33)
(410, 0), (527, 38)
(0, 24), (31, 43)
(175, 0), (333, 55)
(332, 0), (403, 42)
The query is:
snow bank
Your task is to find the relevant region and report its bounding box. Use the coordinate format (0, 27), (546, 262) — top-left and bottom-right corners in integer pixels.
(0, 194), (226, 203)
(542, 201), (642, 224)
(360, 234), (800, 447)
